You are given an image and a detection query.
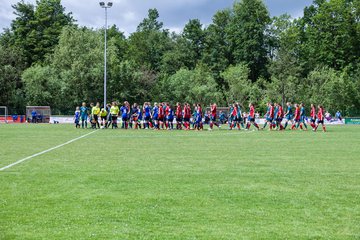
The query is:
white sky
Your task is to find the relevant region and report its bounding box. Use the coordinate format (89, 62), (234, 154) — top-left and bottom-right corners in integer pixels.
(0, 0), (314, 36)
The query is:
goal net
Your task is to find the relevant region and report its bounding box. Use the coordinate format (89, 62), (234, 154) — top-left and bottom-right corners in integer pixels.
(0, 106), (8, 123)
(26, 106), (51, 123)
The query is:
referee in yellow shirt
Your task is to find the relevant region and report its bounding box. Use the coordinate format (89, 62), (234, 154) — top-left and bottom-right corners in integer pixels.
(91, 102), (101, 129)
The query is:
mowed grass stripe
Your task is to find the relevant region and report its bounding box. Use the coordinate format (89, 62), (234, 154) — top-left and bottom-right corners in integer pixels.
(0, 125), (359, 239)
(0, 124), (98, 167)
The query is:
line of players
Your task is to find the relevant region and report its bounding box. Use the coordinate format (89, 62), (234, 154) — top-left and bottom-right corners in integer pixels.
(74, 101), (326, 132)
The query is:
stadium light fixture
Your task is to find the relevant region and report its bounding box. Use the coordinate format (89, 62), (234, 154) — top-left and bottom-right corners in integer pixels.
(99, 1), (113, 108)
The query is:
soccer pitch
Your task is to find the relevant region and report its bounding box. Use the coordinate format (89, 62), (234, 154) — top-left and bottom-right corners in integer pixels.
(0, 124), (359, 239)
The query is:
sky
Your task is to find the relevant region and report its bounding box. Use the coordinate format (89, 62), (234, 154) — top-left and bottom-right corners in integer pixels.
(0, 0), (314, 35)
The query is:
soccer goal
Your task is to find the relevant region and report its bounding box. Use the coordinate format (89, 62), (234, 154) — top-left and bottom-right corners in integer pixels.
(26, 106), (51, 123)
(0, 106), (9, 123)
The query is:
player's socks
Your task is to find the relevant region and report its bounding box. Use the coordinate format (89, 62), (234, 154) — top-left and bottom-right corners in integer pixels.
(263, 122), (268, 129)
(291, 124), (296, 130)
(241, 123), (245, 129)
(284, 122), (288, 129)
(125, 122), (128, 129)
(254, 123), (259, 129)
(279, 124), (284, 130)
(246, 123), (250, 129)
(303, 122), (308, 129)
(300, 124), (303, 130)
(322, 126), (326, 132)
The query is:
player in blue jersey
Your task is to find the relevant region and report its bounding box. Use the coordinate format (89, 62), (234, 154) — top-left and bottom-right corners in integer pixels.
(166, 103), (174, 130)
(236, 103), (245, 129)
(143, 102), (151, 129)
(80, 102), (88, 129)
(152, 102), (160, 130)
(195, 103), (203, 130)
(300, 103), (308, 130)
(120, 102), (129, 129)
(74, 106), (81, 128)
(283, 102), (294, 130)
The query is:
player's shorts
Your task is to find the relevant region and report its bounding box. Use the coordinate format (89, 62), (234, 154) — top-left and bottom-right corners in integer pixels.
(285, 115), (293, 121)
(111, 116), (118, 123)
(196, 115), (202, 123)
(75, 119), (79, 124)
(144, 115), (150, 121)
(300, 116), (306, 122)
(158, 115), (164, 122)
(183, 117), (190, 122)
(122, 115), (128, 121)
(176, 117), (182, 122)
(167, 117), (174, 122)
(248, 116), (255, 122)
(132, 116), (138, 122)
(310, 118), (316, 123)
(152, 114), (158, 121)
(81, 115), (87, 121)
(210, 115), (217, 122)
(101, 116), (107, 121)
(294, 118), (300, 123)
(276, 117), (283, 122)
(94, 115), (99, 122)
(317, 119), (324, 124)
(266, 117), (273, 122)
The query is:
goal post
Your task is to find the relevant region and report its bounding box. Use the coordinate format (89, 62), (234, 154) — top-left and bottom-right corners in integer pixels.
(26, 106), (51, 123)
(0, 106), (8, 123)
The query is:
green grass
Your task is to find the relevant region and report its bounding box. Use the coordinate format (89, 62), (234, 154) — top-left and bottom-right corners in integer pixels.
(0, 124), (359, 239)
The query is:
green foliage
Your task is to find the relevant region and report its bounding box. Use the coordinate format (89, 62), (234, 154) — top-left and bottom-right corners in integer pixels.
(10, 0), (73, 66)
(1, 0), (360, 116)
(222, 64), (262, 109)
(307, 67), (357, 115)
(22, 65), (60, 107)
(227, 0), (271, 81)
(166, 65), (222, 104)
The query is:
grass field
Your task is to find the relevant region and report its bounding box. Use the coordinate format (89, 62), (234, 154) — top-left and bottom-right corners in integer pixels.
(0, 124), (359, 239)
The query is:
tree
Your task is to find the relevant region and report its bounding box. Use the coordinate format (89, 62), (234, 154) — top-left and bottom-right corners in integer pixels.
(182, 19), (205, 69)
(307, 67), (356, 115)
(202, 9), (232, 86)
(10, 0), (73, 66)
(0, 45), (26, 113)
(267, 15), (303, 106)
(227, 0), (271, 81)
(127, 9), (171, 72)
(22, 65), (60, 108)
(222, 64), (261, 109)
(166, 65), (222, 104)
(299, 0), (360, 72)
(50, 26), (104, 111)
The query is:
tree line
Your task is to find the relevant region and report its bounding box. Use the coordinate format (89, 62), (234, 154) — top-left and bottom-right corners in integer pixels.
(0, 0), (359, 116)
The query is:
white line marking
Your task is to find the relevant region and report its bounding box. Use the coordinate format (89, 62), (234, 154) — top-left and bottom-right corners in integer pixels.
(0, 130), (98, 171)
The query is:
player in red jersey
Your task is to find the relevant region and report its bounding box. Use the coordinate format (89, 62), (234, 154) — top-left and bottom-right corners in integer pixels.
(246, 103), (259, 130)
(309, 104), (317, 130)
(175, 102), (183, 130)
(314, 105), (326, 132)
(229, 103), (239, 130)
(275, 103), (284, 130)
(183, 103), (191, 130)
(158, 102), (165, 129)
(209, 103), (220, 130)
(291, 103), (301, 130)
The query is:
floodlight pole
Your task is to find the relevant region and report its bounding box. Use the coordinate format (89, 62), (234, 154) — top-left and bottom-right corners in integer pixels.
(100, 2), (112, 108)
